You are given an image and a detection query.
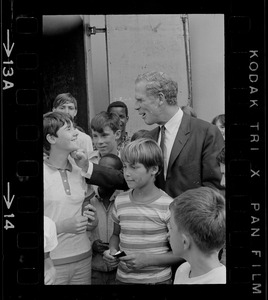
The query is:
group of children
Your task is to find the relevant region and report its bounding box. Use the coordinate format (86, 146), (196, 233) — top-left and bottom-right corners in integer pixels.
(44, 93), (226, 285)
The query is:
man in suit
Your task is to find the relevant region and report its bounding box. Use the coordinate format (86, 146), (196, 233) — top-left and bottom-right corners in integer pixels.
(134, 71), (225, 198)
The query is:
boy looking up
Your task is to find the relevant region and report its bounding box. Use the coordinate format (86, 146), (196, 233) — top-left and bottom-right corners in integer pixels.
(43, 111), (97, 285)
(103, 138), (183, 284)
(169, 187), (226, 284)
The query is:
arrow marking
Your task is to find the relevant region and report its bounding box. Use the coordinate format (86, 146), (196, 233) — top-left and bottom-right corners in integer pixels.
(3, 30), (15, 58)
(3, 182), (15, 209)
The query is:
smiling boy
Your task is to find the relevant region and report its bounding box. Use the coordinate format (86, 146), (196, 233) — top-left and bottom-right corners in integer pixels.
(89, 111), (121, 162)
(43, 111), (97, 285)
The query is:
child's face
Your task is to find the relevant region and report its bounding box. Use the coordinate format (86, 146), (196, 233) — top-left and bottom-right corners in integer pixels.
(52, 121), (79, 152)
(92, 126), (120, 156)
(168, 210), (185, 257)
(54, 102), (77, 119)
(123, 161), (156, 190)
(215, 120), (225, 140)
(109, 107), (128, 133)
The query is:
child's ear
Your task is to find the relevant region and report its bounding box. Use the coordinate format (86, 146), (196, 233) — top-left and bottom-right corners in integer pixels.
(46, 134), (56, 145)
(151, 165), (159, 175)
(182, 233), (191, 250)
(115, 129), (121, 140)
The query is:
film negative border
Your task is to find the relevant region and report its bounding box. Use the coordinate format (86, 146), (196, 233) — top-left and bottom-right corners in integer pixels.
(1, 1), (266, 300)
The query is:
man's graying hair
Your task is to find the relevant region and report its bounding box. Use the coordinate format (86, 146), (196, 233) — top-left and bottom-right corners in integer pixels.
(135, 71), (178, 105)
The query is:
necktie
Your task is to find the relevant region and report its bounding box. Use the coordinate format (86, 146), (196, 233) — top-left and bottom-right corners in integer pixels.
(160, 125), (166, 162)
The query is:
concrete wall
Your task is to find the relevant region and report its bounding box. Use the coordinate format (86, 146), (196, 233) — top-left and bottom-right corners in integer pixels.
(188, 14), (224, 122)
(88, 14), (224, 131)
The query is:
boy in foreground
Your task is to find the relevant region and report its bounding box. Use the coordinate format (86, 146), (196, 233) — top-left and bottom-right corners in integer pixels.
(169, 187), (226, 284)
(43, 111), (97, 285)
(103, 138), (183, 284)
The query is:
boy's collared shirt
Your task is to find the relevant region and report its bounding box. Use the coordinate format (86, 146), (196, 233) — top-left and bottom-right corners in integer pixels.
(117, 132), (131, 153)
(44, 157), (93, 262)
(90, 188), (123, 272)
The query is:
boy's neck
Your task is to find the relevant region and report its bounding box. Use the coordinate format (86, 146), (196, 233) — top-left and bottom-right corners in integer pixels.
(47, 149), (69, 169)
(186, 249), (222, 278)
(132, 181), (160, 203)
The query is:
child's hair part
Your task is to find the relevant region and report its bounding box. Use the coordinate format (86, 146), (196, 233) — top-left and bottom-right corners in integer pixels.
(43, 111), (73, 152)
(53, 93), (77, 110)
(107, 100), (129, 117)
(91, 111), (121, 134)
(170, 187), (225, 254)
(120, 138), (163, 175)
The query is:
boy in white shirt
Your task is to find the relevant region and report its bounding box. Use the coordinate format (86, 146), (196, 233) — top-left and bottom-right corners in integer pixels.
(43, 111), (97, 285)
(44, 216), (58, 285)
(168, 186), (226, 284)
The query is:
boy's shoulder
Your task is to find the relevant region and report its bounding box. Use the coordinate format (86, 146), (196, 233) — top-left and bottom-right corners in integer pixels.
(158, 189), (174, 203)
(115, 190), (130, 199)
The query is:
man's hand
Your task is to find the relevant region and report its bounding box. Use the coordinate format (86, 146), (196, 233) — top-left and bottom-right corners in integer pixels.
(71, 149), (89, 172)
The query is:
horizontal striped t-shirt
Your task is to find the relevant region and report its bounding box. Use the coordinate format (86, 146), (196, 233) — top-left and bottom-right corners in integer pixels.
(112, 189), (173, 284)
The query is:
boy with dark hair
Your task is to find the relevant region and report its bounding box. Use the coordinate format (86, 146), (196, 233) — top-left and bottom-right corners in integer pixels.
(52, 92), (93, 157)
(107, 101), (130, 151)
(90, 153), (124, 285)
(43, 111), (97, 285)
(103, 138), (183, 284)
(169, 187), (226, 284)
(89, 111), (121, 163)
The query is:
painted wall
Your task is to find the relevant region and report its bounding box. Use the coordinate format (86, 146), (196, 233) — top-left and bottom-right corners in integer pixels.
(188, 14), (224, 122)
(88, 14), (224, 132)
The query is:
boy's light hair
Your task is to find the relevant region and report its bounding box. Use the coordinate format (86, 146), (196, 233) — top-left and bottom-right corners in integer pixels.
(135, 71), (178, 106)
(53, 93), (77, 110)
(43, 111), (73, 152)
(91, 111), (120, 134)
(170, 187), (225, 253)
(120, 138), (163, 175)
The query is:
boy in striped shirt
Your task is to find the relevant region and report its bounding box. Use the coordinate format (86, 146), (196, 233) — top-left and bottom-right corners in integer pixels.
(103, 138), (183, 284)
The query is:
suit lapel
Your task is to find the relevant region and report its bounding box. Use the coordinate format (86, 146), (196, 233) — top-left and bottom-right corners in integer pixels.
(167, 114), (191, 175)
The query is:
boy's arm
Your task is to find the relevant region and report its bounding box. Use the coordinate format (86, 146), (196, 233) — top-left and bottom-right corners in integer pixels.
(102, 222), (121, 268)
(109, 222), (120, 254)
(120, 251), (184, 269)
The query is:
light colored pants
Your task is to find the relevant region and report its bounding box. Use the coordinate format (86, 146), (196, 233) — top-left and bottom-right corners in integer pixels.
(54, 256), (92, 285)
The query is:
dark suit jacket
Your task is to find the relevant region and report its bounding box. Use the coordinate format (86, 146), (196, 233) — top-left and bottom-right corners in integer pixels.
(150, 113), (225, 198)
(85, 163), (128, 191)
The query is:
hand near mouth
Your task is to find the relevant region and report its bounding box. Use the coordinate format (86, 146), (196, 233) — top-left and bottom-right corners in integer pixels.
(71, 149), (89, 172)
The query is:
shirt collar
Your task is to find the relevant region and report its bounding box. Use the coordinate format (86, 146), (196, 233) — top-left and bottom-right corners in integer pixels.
(164, 107), (183, 134)
(95, 189), (122, 202)
(44, 157), (73, 172)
